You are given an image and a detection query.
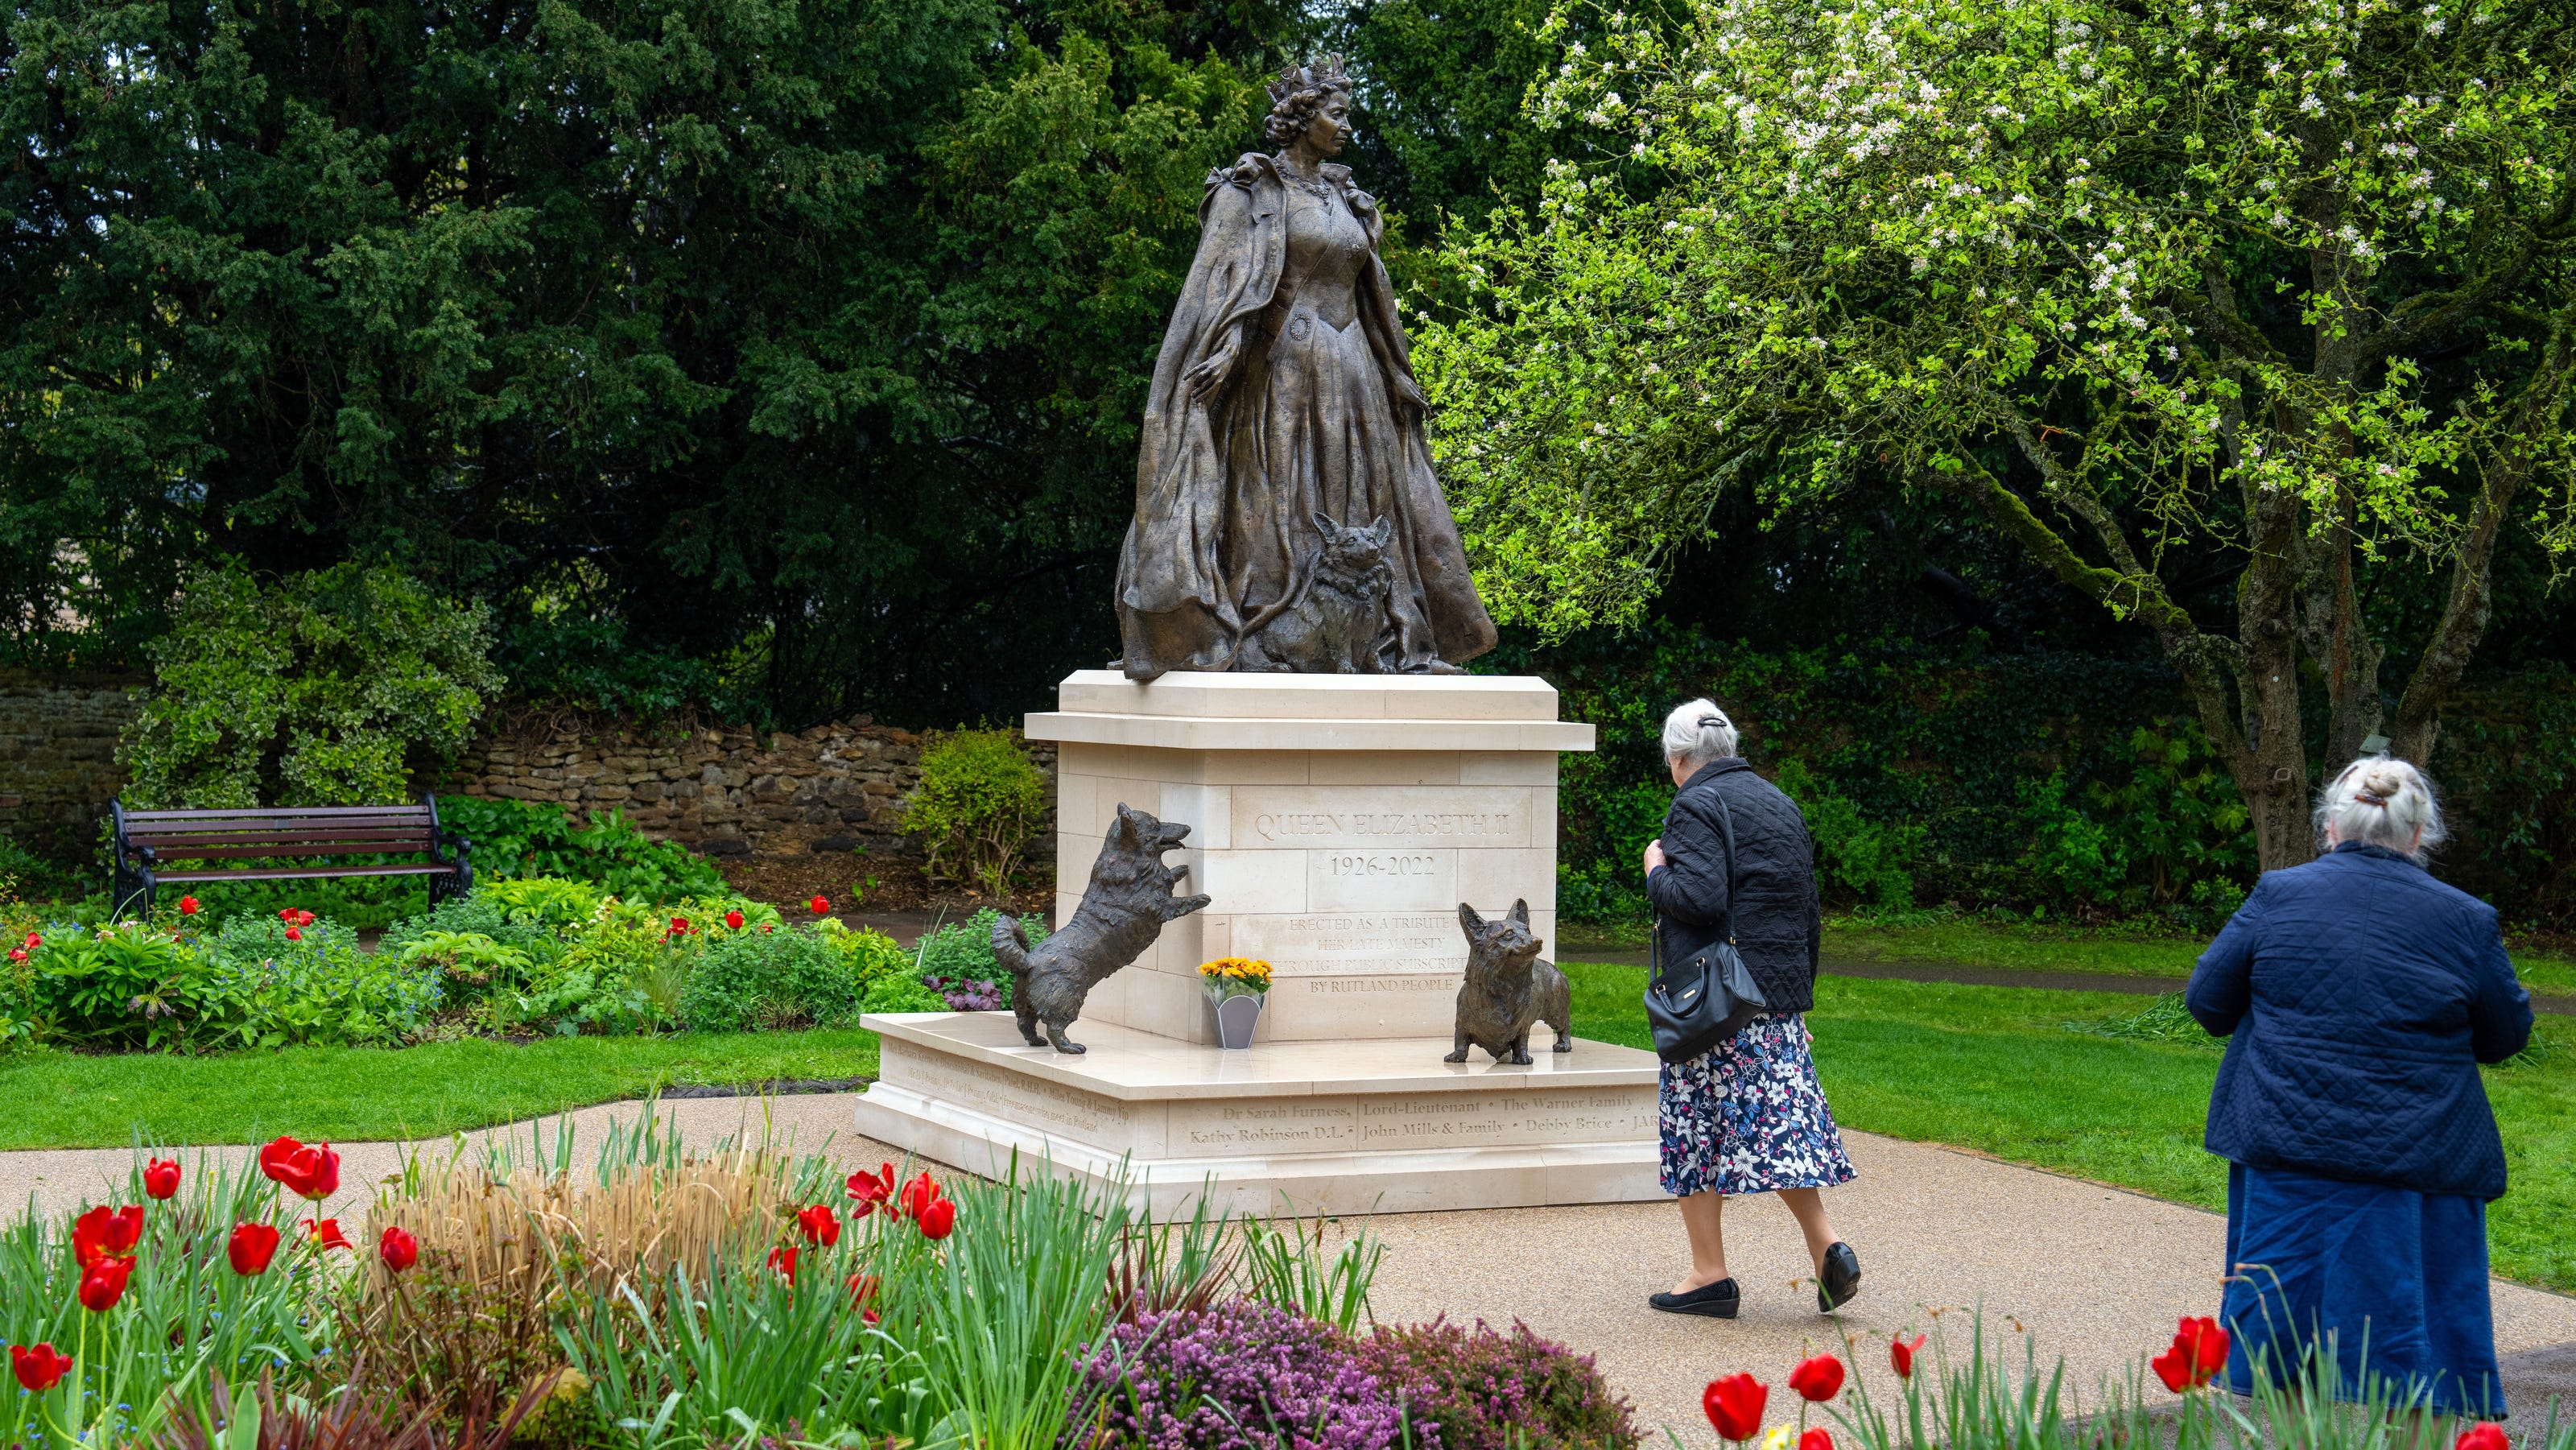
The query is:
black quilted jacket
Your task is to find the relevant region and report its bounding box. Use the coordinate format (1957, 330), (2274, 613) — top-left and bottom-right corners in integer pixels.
(2188, 842), (2534, 1200)
(1646, 758), (1822, 1014)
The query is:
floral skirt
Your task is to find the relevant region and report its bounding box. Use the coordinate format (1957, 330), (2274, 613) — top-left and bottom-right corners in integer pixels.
(1658, 1013), (1856, 1197)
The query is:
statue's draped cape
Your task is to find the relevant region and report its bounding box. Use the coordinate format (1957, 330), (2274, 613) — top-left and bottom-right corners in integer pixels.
(1115, 153), (1495, 677)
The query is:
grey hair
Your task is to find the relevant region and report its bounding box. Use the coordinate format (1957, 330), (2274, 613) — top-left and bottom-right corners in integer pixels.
(2315, 754), (2446, 858)
(1662, 699), (1739, 769)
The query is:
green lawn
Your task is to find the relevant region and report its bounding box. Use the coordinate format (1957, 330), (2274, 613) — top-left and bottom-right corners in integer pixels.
(1567, 913), (2576, 996)
(1822, 915), (2576, 995)
(1566, 960), (2576, 1293)
(0, 1030), (880, 1150)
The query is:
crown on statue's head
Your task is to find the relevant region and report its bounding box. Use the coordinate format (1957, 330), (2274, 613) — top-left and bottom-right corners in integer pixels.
(1269, 55), (1352, 105)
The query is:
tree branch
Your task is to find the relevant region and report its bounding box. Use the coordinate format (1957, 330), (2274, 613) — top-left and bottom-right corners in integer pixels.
(2360, 170), (2576, 366)
(2389, 309), (2576, 762)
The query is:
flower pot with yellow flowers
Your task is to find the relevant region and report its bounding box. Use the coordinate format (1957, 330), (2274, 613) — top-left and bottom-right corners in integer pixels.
(1198, 957), (1272, 1049)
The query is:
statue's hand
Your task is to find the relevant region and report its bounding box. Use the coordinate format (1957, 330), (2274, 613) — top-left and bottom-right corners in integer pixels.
(1390, 372), (1428, 422)
(1184, 338), (1241, 401)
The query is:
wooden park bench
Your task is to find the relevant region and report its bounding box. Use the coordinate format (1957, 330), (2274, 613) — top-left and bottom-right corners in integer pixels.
(109, 796), (473, 917)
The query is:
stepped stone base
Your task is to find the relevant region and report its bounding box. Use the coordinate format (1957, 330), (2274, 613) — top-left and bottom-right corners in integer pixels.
(852, 1012), (1666, 1215)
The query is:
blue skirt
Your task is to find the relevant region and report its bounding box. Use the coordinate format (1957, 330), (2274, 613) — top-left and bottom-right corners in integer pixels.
(2220, 1162), (2505, 1417)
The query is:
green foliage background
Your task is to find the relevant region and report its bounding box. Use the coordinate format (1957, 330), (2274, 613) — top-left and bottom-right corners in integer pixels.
(121, 564), (500, 808)
(1515, 627), (2576, 931)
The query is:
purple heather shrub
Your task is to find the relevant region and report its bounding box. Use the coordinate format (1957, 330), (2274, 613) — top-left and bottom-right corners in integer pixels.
(1360, 1317), (1640, 1450)
(1075, 1297), (1422, 1450)
(927, 974), (1006, 1011)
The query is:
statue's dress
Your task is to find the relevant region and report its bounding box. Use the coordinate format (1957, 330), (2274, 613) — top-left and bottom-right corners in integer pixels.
(1116, 153), (1496, 680)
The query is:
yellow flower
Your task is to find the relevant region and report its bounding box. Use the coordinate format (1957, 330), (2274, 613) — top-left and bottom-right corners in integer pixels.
(1198, 956), (1273, 986)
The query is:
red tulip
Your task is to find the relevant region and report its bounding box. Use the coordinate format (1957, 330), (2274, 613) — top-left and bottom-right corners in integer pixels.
(670, 915), (690, 935)
(10, 1342), (72, 1392)
(6, 950), (23, 963)
(143, 1158), (181, 1200)
(379, 1225), (419, 1272)
(796, 1204), (840, 1247)
(808, 895), (829, 915)
(847, 1272), (879, 1312)
(915, 1196), (956, 1240)
(283, 926), (301, 941)
(768, 1245), (799, 1282)
(847, 1163), (895, 1215)
(1800, 1431), (1834, 1450)
(2457, 1424), (2511, 1450)
(258, 1137), (340, 1200)
(228, 1221), (281, 1275)
(2152, 1316), (2229, 1393)
(279, 908), (295, 922)
(306, 1217), (353, 1251)
(1891, 1333), (1926, 1380)
(72, 1204), (145, 1268)
(177, 896), (200, 915)
(724, 909), (745, 929)
(896, 1171), (942, 1221)
(76, 1256), (134, 1312)
(1789, 1353), (1845, 1403)
(1703, 1374), (1768, 1442)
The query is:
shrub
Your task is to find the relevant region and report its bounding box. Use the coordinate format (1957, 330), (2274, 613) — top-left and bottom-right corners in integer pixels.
(1359, 1318), (1641, 1450)
(902, 729), (1047, 899)
(1080, 1298), (1408, 1450)
(201, 915), (444, 1046)
(912, 907), (1042, 1007)
(679, 924), (870, 1031)
(377, 893), (560, 965)
(438, 797), (729, 902)
(120, 561), (501, 808)
(14, 919), (246, 1051)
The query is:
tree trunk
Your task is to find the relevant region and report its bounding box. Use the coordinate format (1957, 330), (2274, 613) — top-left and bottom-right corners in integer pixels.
(2236, 481), (2314, 871)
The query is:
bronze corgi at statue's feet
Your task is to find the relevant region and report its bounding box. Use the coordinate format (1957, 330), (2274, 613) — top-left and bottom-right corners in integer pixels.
(993, 803), (1212, 1054)
(1445, 899), (1572, 1065)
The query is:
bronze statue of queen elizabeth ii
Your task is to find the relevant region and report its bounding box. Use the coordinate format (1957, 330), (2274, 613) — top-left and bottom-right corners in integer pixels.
(1113, 57), (1497, 682)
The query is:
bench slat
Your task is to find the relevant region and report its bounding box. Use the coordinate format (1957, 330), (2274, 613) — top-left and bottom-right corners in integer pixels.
(151, 864), (455, 883)
(131, 819), (435, 829)
(129, 828), (436, 849)
(136, 844), (436, 862)
(121, 805), (437, 821)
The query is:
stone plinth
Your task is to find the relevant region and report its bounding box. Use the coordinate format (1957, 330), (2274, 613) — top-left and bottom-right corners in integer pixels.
(852, 1013), (1663, 1215)
(1025, 671), (1593, 1044)
(853, 671), (1652, 1213)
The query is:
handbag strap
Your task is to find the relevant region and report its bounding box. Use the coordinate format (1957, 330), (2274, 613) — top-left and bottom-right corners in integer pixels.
(1711, 787), (1739, 945)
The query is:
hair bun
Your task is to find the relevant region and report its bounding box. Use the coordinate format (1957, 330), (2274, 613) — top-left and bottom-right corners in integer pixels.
(2359, 763), (2408, 801)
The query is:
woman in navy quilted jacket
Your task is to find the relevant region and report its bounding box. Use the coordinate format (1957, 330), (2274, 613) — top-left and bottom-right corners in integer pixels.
(2189, 755), (2533, 1416)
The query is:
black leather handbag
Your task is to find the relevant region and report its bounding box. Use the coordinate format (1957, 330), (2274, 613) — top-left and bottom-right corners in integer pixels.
(1644, 788), (1769, 1064)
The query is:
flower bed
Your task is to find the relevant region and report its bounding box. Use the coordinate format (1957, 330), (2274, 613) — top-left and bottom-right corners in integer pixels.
(0, 1132), (1636, 1449)
(0, 879), (970, 1051)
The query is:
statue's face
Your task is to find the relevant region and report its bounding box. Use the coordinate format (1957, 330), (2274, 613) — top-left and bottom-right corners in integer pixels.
(1302, 89), (1352, 157)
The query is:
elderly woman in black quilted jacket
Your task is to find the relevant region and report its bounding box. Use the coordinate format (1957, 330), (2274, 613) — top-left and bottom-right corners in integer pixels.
(1641, 700), (1859, 1320)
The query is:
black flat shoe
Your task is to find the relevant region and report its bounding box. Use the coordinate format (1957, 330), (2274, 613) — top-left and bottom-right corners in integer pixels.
(1817, 1242), (1861, 1312)
(1649, 1278), (1741, 1319)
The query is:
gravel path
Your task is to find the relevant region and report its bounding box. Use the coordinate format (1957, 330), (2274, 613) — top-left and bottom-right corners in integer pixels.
(3, 1095), (2566, 1439)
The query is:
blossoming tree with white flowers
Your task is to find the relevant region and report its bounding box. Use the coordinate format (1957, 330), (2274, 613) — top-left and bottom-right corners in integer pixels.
(1420, 0), (2575, 867)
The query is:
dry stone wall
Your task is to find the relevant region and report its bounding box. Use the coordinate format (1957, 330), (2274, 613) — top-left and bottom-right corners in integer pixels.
(0, 669), (148, 858)
(447, 716), (1058, 858)
(0, 674), (1055, 865)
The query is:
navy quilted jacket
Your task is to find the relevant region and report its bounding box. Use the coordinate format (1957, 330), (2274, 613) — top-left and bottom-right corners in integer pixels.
(2188, 842), (2534, 1200)
(1647, 758), (1822, 1014)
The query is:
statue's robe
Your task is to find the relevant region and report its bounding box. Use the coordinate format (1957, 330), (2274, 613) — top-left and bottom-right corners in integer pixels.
(1115, 153), (1496, 680)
